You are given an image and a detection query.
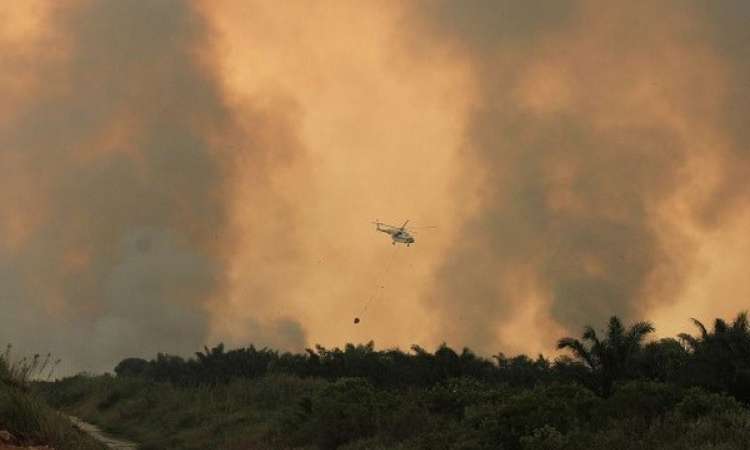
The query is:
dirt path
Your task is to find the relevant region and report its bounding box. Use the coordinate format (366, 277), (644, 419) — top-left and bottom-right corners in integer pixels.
(66, 417), (138, 450)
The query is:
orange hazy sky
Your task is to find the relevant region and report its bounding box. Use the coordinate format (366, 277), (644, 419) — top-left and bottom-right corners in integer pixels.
(2, 1), (750, 373)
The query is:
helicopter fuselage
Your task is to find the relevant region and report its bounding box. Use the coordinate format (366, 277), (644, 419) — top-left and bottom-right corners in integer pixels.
(390, 230), (415, 245)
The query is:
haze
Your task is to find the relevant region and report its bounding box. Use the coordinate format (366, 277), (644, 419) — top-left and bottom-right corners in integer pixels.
(2, 1), (750, 375)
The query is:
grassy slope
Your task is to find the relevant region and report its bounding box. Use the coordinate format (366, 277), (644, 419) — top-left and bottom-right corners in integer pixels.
(41, 374), (327, 450)
(0, 360), (106, 450)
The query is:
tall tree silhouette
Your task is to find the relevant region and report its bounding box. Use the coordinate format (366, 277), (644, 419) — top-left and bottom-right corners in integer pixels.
(679, 311), (750, 402)
(557, 316), (654, 396)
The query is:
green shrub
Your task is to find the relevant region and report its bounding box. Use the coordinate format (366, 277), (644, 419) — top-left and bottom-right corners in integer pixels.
(118, 397), (151, 421)
(311, 378), (381, 449)
(280, 377), (384, 449)
(422, 378), (500, 422)
(676, 388), (744, 420)
(39, 374), (93, 407)
(380, 400), (431, 442)
(114, 358), (153, 378)
(97, 389), (124, 410)
(682, 409), (750, 448)
(467, 383), (600, 450)
(0, 388), (44, 437)
(600, 381), (684, 425)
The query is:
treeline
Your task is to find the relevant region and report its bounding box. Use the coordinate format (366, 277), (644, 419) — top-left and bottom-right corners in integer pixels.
(42, 312), (750, 450)
(115, 312), (750, 403)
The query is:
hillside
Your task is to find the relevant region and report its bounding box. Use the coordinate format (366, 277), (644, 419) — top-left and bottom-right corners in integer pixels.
(0, 357), (105, 450)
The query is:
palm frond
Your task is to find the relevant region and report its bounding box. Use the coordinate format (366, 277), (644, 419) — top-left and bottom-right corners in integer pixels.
(714, 318), (728, 334)
(732, 311), (749, 333)
(623, 321), (655, 359)
(690, 317), (709, 339)
(557, 337), (596, 369)
(628, 321), (655, 340)
(678, 333), (699, 351)
(582, 326), (600, 344)
(607, 316), (626, 345)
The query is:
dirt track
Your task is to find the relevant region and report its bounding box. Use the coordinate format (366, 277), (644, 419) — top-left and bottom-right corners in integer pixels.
(66, 417), (137, 450)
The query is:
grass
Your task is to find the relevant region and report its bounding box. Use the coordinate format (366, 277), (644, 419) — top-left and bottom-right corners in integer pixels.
(41, 373), (328, 450)
(1, 344), (61, 385)
(0, 347), (106, 450)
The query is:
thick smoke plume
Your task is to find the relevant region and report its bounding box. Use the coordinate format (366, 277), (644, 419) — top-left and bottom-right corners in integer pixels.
(408, 0), (750, 353)
(4, 1), (750, 371)
(0, 1), (306, 374)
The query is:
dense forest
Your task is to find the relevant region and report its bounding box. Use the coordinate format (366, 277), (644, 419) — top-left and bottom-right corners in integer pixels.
(37, 312), (750, 450)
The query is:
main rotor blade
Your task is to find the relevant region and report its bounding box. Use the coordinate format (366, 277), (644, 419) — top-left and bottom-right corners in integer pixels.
(401, 220), (410, 230)
(373, 221), (399, 229)
(409, 226), (437, 229)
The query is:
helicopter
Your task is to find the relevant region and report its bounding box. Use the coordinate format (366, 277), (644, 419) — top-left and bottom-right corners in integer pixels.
(372, 220), (434, 246)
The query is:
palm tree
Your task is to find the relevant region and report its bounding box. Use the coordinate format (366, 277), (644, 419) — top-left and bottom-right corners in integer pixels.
(679, 311), (750, 355)
(678, 311), (750, 402)
(557, 316), (654, 396)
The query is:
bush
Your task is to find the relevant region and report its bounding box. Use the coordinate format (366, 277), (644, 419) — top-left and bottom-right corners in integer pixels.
(467, 383), (600, 450)
(600, 381), (684, 426)
(281, 377), (383, 449)
(422, 378), (501, 423)
(313, 378), (381, 449)
(676, 387), (744, 420)
(380, 400), (431, 442)
(0, 388), (44, 438)
(39, 374), (93, 408)
(114, 358), (153, 378)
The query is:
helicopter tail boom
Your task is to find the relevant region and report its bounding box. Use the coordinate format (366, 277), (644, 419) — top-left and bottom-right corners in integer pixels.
(372, 220), (399, 235)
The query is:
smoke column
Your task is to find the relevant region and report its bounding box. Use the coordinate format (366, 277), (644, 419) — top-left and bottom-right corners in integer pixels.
(0, 0), (307, 374)
(4, 1), (750, 372)
(406, 0), (750, 353)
